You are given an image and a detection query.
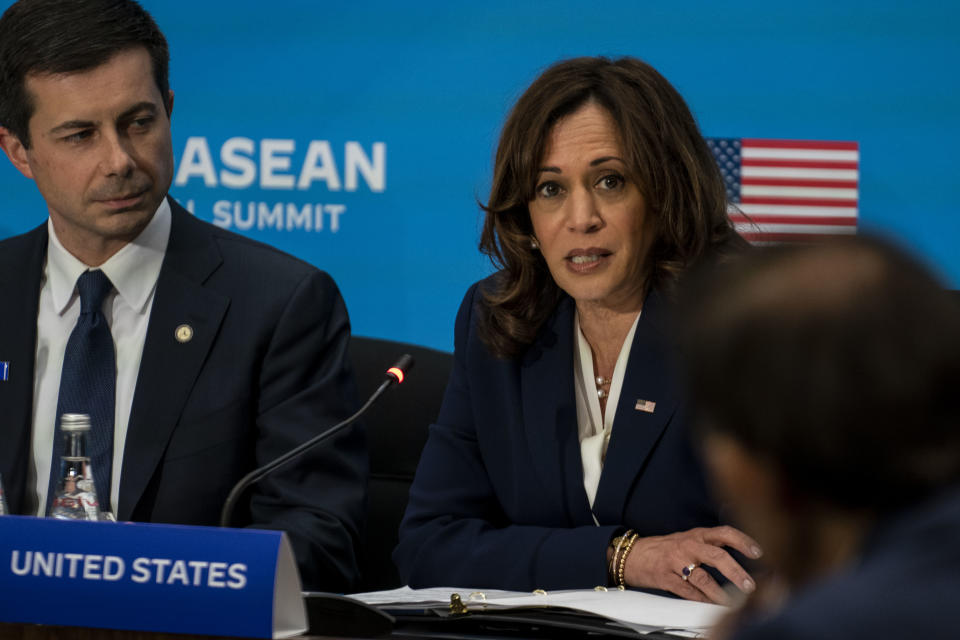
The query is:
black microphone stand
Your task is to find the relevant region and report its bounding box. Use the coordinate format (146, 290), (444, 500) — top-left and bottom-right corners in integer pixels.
(220, 354), (414, 528)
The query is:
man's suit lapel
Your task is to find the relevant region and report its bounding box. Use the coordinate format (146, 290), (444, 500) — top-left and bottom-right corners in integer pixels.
(118, 201), (229, 520)
(520, 297), (595, 526)
(592, 290), (680, 524)
(0, 226), (46, 514)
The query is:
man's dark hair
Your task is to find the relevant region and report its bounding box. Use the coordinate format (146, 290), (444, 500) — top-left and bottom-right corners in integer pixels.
(680, 236), (960, 514)
(0, 0), (169, 148)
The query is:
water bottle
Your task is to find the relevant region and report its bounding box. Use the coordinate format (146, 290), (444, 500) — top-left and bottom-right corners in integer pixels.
(49, 413), (101, 521)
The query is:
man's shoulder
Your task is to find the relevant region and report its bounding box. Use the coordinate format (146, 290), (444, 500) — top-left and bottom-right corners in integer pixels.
(733, 508), (960, 640)
(0, 223), (46, 251)
(169, 201), (326, 283)
(0, 223), (47, 272)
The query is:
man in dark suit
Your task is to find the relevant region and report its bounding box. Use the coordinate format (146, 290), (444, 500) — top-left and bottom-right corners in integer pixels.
(0, 0), (366, 592)
(680, 237), (960, 639)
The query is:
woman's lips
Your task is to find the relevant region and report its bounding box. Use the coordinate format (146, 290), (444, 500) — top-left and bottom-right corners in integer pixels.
(565, 248), (611, 273)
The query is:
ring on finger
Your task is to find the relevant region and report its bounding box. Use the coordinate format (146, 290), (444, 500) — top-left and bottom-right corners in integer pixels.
(680, 563), (698, 581)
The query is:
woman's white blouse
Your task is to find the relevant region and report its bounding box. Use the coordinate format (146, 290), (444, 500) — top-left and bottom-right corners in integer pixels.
(574, 310), (642, 515)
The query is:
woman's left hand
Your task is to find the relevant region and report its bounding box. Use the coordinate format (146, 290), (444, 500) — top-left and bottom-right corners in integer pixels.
(620, 525), (762, 604)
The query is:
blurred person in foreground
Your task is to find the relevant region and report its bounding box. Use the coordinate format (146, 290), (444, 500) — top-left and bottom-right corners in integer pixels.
(680, 236), (960, 638)
(395, 56), (761, 601)
(0, 0), (365, 591)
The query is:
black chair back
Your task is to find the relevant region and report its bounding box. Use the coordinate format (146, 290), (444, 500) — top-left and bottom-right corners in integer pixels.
(349, 336), (452, 592)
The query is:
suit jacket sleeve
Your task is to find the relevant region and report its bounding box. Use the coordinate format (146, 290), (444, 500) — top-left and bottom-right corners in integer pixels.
(246, 268), (366, 593)
(394, 283), (619, 590)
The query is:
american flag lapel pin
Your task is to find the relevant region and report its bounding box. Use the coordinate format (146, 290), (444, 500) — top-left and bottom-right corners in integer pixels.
(634, 398), (656, 413)
(0, 362), (9, 381)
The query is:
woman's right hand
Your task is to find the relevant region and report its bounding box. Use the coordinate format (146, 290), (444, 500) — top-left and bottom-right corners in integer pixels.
(619, 525), (762, 604)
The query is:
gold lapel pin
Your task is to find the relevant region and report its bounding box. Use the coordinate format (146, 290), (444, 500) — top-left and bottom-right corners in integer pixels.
(175, 324), (194, 343)
(635, 399), (656, 413)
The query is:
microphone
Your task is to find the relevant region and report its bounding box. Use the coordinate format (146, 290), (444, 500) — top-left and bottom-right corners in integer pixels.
(220, 354), (415, 528)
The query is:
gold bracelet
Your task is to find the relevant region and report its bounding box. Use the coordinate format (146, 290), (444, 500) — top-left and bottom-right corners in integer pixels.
(616, 532), (639, 587)
(609, 536), (625, 581)
(616, 533), (638, 587)
(608, 530), (634, 583)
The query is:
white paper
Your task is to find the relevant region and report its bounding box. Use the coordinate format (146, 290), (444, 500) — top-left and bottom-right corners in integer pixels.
(346, 585), (726, 634)
(483, 589), (724, 631)
(272, 535), (308, 638)
(347, 585), (521, 606)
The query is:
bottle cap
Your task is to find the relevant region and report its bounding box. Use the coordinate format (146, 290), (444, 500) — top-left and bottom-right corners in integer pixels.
(60, 413), (91, 432)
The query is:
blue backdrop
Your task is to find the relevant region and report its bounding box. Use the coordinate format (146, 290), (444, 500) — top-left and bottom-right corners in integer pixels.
(2, 0), (957, 351)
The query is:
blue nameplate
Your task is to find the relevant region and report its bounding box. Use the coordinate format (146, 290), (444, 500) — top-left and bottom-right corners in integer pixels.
(0, 516), (306, 638)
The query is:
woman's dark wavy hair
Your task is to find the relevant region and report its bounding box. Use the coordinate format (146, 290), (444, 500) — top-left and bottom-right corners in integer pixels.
(478, 56), (745, 359)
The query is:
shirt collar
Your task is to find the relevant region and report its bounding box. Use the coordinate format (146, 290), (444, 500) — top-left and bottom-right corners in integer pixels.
(46, 198), (172, 315)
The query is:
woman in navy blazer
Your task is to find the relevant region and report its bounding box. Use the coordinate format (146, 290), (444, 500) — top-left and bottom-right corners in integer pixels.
(395, 57), (760, 602)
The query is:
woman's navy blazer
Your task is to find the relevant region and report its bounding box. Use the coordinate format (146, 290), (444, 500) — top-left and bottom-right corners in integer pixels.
(395, 278), (721, 590)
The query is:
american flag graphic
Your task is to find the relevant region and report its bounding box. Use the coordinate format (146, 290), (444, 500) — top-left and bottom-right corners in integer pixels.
(634, 399), (656, 413)
(707, 138), (859, 244)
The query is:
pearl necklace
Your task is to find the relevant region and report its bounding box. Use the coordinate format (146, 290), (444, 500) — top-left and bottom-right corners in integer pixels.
(595, 375), (612, 399)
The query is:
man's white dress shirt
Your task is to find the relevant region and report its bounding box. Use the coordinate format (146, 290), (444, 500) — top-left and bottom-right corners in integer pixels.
(30, 200), (171, 515)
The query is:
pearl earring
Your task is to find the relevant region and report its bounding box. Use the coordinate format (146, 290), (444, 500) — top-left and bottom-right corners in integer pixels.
(530, 237), (540, 250)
